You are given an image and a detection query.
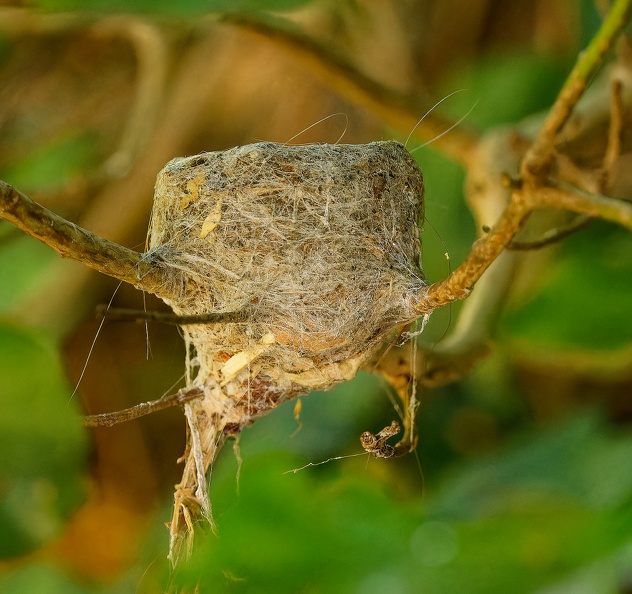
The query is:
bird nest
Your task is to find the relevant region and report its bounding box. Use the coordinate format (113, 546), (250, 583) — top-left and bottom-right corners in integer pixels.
(145, 140), (426, 558)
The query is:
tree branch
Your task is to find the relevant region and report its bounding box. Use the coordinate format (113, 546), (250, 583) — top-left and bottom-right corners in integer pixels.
(414, 193), (532, 313)
(413, 180), (632, 315)
(522, 0), (632, 179)
(0, 180), (169, 299)
(98, 305), (249, 325)
(413, 0), (632, 316)
(600, 78), (625, 191)
(537, 183), (632, 229)
(506, 214), (592, 250)
(84, 387), (203, 427)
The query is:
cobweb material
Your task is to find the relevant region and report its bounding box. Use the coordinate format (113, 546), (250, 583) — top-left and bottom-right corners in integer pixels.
(145, 140), (427, 559)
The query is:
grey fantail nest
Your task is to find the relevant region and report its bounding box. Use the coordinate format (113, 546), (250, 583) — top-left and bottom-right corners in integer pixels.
(146, 140), (426, 556)
(148, 140), (426, 395)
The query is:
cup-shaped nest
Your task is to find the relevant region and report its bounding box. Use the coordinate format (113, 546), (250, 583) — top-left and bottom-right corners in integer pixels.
(148, 141), (426, 394)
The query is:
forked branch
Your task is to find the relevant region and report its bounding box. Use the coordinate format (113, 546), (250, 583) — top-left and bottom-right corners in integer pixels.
(414, 0), (632, 315)
(414, 183), (632, 315)
(415, 194), (531, 313)
(521, 0), (632, 179)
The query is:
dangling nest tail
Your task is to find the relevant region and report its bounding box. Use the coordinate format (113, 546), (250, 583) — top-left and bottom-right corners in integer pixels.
(145, 140), (427, 560)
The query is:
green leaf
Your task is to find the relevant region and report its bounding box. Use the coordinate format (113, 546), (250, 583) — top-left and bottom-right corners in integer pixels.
(172, 453), (416, 594)
(431, 411), (632, 518)
(0, 322), (87, 558)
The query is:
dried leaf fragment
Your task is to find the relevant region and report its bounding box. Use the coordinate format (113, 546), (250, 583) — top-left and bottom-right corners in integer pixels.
(199, 195), (223, 238)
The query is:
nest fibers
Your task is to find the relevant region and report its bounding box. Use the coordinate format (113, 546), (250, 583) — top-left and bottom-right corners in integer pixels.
(148, 140), (427, 557)
(148, 140), (427, 397)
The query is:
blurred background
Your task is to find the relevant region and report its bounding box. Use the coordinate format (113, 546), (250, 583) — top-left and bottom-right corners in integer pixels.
(2, 0), (632, 592)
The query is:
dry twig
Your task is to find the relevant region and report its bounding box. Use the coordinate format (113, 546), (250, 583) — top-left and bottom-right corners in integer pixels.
(97, 305), (249, 325)
(83, 387), (204, 427)
(600, 78), (625, 191)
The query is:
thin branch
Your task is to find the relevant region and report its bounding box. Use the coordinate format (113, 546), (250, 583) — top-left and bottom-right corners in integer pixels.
(0, 180), (169, 298)
(507, 214), (592, 250)
(98, 305), (249, 325)
(413, 180), (632, 315)
(10, 32), (224, 332)
(83, 387), (203, 427)
(413, 1), (632, 315)
(522, 0), (632, 179)
(414, 194), (532, 314)
(375, 338), (492, 391)
(537, 183), (632, 229)
(600, 77), (624, 191)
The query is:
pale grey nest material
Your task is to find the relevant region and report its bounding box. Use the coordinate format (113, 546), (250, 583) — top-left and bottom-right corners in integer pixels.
(147, 140), (426, 392)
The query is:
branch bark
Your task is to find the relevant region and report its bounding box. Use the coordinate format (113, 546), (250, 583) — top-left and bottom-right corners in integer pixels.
(0, 180), (168, 298)
(415, 193), (532, 313)
(84, 387), (204, 427)
(98, 305), (248, 325)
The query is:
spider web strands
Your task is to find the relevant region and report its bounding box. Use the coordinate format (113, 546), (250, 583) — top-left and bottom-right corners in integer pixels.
(283, 452), (369, 474)
(283, 112), (349, 146)
(285, 419), (404, 475)
(70, 282), (122, 402)
(221, 13), (480, 167)
(404, 89), (468, 150)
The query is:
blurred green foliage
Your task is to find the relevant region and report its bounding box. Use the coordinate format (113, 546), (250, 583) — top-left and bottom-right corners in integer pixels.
(0, 234), (58, 312)
(504, 223), (632, 351)
(439, 52), (571, 130)
(0, 134), (99, 193)
(0, 322), (87, 559)
(0, 563), (90, 594)
(166, 409), (632, 594)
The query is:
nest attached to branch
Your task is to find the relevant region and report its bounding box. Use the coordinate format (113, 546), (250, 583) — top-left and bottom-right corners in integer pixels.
(146, 140), (426, 560)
